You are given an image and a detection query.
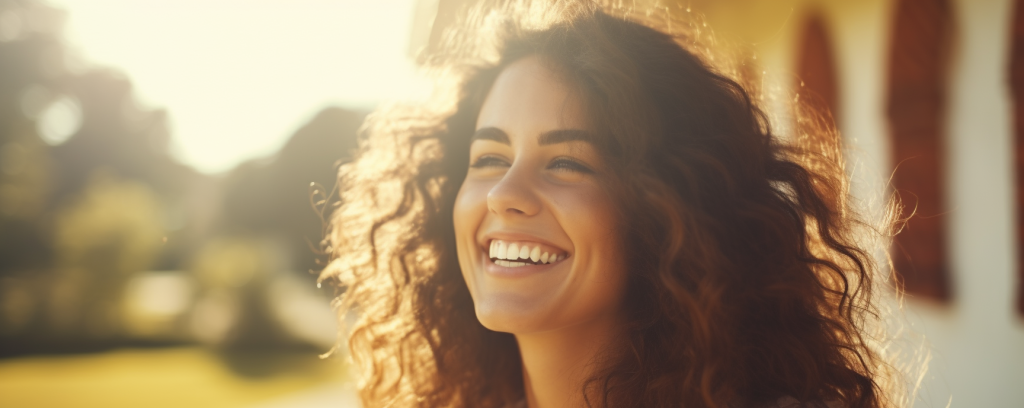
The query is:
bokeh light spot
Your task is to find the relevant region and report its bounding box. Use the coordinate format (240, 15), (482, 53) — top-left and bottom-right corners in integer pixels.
(37, 95), (82, 145)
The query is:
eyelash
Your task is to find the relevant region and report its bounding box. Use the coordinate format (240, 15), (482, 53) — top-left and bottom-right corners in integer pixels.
(548, 157), (594, 174)
(468, 155), (594, 174)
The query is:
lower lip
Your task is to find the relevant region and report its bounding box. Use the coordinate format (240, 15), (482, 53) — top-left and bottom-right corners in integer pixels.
(483, 255), (566, 277)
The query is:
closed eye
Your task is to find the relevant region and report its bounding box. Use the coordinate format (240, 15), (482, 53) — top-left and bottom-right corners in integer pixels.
(547, 157), (594, 174)
(469, 155), (510, 168)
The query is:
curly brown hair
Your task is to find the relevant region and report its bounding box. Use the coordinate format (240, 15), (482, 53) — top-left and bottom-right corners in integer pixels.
(322, 2), (901, 407)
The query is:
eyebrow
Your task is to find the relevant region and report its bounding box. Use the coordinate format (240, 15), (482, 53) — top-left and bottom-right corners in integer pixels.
(471, 127), (594, 146)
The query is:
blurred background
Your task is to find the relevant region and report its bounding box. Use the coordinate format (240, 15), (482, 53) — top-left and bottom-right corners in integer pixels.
(0, 0), (432, 406)
(0, 0), (1020, 407)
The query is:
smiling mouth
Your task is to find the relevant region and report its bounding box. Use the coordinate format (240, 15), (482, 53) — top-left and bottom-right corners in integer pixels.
(488, 239), (568, 267)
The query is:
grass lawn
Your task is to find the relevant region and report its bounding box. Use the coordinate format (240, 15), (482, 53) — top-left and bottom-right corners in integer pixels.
(0, 347), (348, 408)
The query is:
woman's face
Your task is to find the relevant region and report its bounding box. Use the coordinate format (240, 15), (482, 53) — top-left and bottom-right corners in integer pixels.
(453, 55), (628, 334)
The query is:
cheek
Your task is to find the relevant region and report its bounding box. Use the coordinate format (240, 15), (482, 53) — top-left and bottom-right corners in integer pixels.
(453, 180), (489, 237)
(550, 186), (629, 310)
(553, 186), (620, 253)
(453, 180), (490, 275)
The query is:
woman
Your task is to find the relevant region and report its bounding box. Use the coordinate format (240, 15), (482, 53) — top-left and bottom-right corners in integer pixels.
(323, 2), (900, 407)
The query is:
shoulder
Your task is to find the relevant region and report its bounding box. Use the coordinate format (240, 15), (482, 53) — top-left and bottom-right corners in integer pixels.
(763, 396), (844, 408)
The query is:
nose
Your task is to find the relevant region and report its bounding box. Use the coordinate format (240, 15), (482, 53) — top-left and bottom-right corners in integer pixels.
(486, 163), (541, 217)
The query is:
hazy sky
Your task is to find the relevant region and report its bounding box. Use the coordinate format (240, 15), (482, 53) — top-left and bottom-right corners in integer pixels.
(48, 0), (429, 174)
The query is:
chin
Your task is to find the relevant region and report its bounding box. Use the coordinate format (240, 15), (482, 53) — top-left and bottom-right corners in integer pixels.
(473, 295), (559, 334)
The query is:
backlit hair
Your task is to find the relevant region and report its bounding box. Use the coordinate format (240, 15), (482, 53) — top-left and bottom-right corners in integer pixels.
(322, 2), (902, 407)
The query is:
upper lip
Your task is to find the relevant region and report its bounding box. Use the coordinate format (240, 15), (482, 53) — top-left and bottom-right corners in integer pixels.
(479, 231), (569, 255)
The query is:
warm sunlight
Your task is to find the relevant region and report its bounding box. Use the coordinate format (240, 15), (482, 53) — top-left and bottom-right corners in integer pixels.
(47, 0), (431, 173)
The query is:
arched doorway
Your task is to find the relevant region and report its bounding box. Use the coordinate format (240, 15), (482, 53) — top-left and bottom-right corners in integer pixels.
(886, 0), (954, 302)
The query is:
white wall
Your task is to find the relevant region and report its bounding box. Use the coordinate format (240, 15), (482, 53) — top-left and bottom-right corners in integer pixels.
(697, 0), (1024, 406)
(908, 0), (1024, 406)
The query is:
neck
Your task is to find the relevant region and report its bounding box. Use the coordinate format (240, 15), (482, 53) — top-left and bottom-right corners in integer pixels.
(516, 315), (624, 408)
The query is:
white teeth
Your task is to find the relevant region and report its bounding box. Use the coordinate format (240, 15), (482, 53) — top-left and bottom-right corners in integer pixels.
(506, 243), (519, 260)
(488, 240), (568, 265)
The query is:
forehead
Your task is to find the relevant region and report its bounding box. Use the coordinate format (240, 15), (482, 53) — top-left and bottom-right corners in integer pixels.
(476, 55), (589, 139)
